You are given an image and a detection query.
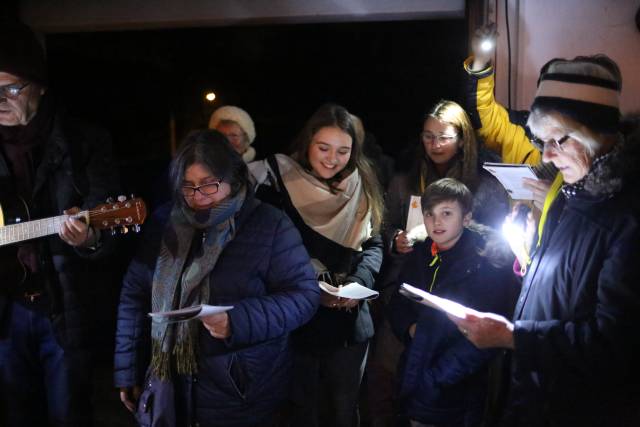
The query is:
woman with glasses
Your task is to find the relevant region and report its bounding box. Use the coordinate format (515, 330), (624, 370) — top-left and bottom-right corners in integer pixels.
(386, 99), (508, 256)
(249, 103), (384, 427)
(114, 129), (319, 427)
(450, 55), (640, 426)
(209, 105), (258, 163)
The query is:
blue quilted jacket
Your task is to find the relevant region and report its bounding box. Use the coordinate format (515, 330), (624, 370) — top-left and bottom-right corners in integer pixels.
(114, 194), (319, 426)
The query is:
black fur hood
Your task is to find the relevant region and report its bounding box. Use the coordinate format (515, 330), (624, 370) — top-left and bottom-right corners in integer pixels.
(583, 115), (640, 200)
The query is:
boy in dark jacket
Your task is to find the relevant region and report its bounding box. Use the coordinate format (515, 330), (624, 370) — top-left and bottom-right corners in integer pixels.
(387, 178), (519, 427)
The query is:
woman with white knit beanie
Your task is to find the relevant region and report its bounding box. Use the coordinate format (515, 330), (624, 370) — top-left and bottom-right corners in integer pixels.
(209, 105), (257, 162)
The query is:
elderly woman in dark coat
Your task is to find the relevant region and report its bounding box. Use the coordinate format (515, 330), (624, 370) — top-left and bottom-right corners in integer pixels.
(451, 55), (640, 426)
(114, 130), (319, 427)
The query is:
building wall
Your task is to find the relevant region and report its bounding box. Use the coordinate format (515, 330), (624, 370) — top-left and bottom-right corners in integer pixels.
(494, 0), (640, 114)
(20, 0), (464, 32)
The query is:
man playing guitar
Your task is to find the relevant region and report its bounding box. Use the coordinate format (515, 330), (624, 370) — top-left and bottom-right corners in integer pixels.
(0, 23), (121, 427)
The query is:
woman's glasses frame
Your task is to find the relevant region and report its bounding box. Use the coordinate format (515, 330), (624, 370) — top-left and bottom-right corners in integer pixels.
(421, 131), (459, 147)
(531, 134), (570, 152)
(181, 179), (224, 198)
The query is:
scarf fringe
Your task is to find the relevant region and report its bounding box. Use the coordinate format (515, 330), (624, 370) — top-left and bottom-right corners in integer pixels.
(151, 325), (199, 381)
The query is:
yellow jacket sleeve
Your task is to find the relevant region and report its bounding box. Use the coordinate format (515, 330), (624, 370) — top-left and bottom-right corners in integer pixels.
(463, 56), (541, 166)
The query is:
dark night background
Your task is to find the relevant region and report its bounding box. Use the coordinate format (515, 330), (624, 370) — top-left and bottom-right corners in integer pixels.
(45, 18), (468, 201)
(39, 18), (469, 425)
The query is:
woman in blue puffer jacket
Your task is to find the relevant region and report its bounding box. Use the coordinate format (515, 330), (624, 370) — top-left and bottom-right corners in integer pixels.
(114, 130), (319, 427)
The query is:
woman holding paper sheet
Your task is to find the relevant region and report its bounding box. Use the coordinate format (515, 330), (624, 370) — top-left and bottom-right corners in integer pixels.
(249, 103), (384, 427)
(450, 56), (640, 426)
(385, 99), (508, 255)
(114, 130), (319, 427)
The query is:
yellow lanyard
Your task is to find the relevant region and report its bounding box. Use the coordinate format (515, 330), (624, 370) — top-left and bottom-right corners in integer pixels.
(518, 173), (563, 275)
(537, 173), (564, 248)
(428, 253), (440, 292)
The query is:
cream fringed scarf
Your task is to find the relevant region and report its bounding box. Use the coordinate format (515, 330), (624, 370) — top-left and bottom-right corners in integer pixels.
(275, 154), (371, 250)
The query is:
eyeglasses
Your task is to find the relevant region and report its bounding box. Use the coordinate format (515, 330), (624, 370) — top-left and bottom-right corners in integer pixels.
(222, 132), (244, 142)
(531, 135), (570, 152)
(0, 82), (31, 100)
(181, 179), (223, 197)
(421, 131), (459, 146)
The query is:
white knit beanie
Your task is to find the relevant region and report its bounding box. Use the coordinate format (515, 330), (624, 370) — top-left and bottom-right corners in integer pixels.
(208, 105), (256, 145)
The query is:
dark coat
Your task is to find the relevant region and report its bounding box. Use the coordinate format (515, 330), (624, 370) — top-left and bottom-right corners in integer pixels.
(0, 104), (120, 350)
(388, 227), (520, 426)
(252, 156), (383, 351)
(505, 133), (640, 426)
(113, 194), (320, 426)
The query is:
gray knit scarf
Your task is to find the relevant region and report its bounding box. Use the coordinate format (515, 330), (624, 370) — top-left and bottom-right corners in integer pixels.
(150, 187), (246, 380)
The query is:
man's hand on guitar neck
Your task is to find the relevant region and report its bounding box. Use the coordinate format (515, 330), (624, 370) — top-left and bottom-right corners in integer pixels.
(59, 207), (98, 248)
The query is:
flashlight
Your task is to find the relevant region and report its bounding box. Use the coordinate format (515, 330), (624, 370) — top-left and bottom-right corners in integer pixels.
(502, 204), (532, 262)
(480, 38), (494, 52)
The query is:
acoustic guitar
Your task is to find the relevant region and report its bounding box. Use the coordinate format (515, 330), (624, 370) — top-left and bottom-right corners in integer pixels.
(0, 194), (147, 285)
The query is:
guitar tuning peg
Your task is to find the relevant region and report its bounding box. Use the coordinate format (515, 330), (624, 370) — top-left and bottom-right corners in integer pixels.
(117, 195), (127, 202)
(111, 227), (117, 236)
(106, 197), (115, 203)
(134, 224), (141, 233)
(120, 226), (129, 234)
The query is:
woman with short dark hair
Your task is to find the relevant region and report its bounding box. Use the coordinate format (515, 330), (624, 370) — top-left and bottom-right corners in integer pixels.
(114, 129), (319, 426)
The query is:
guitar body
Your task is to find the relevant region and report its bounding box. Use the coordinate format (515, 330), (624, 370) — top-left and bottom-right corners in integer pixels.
(0, 194), (31, 287)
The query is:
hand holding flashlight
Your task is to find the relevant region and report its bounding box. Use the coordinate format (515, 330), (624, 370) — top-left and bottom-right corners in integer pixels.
(471, 24), (498, 71)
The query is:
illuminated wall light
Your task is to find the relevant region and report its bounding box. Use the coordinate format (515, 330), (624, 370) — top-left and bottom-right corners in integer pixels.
(205, 92), (216, 102)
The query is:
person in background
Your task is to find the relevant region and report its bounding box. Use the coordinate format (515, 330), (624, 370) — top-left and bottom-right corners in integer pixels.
(249, 103), (384, 427)
(209, 105), (258, 162)
(451, 55), (640, 426)
(387, 178), (519, 427)
(463, 24), (556, 210)
(0, 23), (120, 426)
(352, 113), (395, 190)
(115, 130), (319, 426)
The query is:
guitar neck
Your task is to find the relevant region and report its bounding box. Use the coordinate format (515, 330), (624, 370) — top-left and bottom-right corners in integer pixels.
(0, 213), (84, 247)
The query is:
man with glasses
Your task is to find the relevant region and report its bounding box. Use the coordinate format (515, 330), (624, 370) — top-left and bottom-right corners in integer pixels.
(0, 23), (120, 426)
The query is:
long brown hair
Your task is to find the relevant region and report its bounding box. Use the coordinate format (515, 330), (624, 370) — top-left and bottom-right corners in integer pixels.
(290, 103), (384, 233)
(408, 100), (479, 194)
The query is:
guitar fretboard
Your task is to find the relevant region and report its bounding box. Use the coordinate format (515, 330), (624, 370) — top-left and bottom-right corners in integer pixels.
(0, 214), (72, 247)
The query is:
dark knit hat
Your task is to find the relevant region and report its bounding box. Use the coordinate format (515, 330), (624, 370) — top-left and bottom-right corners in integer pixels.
(0, 23), (48, 85)
(530, 55), (621, 135)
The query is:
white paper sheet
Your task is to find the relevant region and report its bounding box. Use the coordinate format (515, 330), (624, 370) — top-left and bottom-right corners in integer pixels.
(406, 195), (425, 230)
(483, 162), (539, 200)
(399, 283), (475, 319)
(319, 281), (379, 300)
(149, 304), (234, 322)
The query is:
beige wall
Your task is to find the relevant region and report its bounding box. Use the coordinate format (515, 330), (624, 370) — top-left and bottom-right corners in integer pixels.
(493, 0), (640, 114)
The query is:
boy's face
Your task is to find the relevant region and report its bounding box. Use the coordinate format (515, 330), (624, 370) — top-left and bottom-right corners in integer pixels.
(423, 199), (471, 251)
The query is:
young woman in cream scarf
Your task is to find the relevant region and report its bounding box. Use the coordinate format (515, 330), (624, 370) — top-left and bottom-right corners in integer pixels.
(249, 103), (384, 427)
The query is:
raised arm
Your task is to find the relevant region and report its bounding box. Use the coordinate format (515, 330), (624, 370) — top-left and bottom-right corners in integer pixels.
(463, 26), (541, 166)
